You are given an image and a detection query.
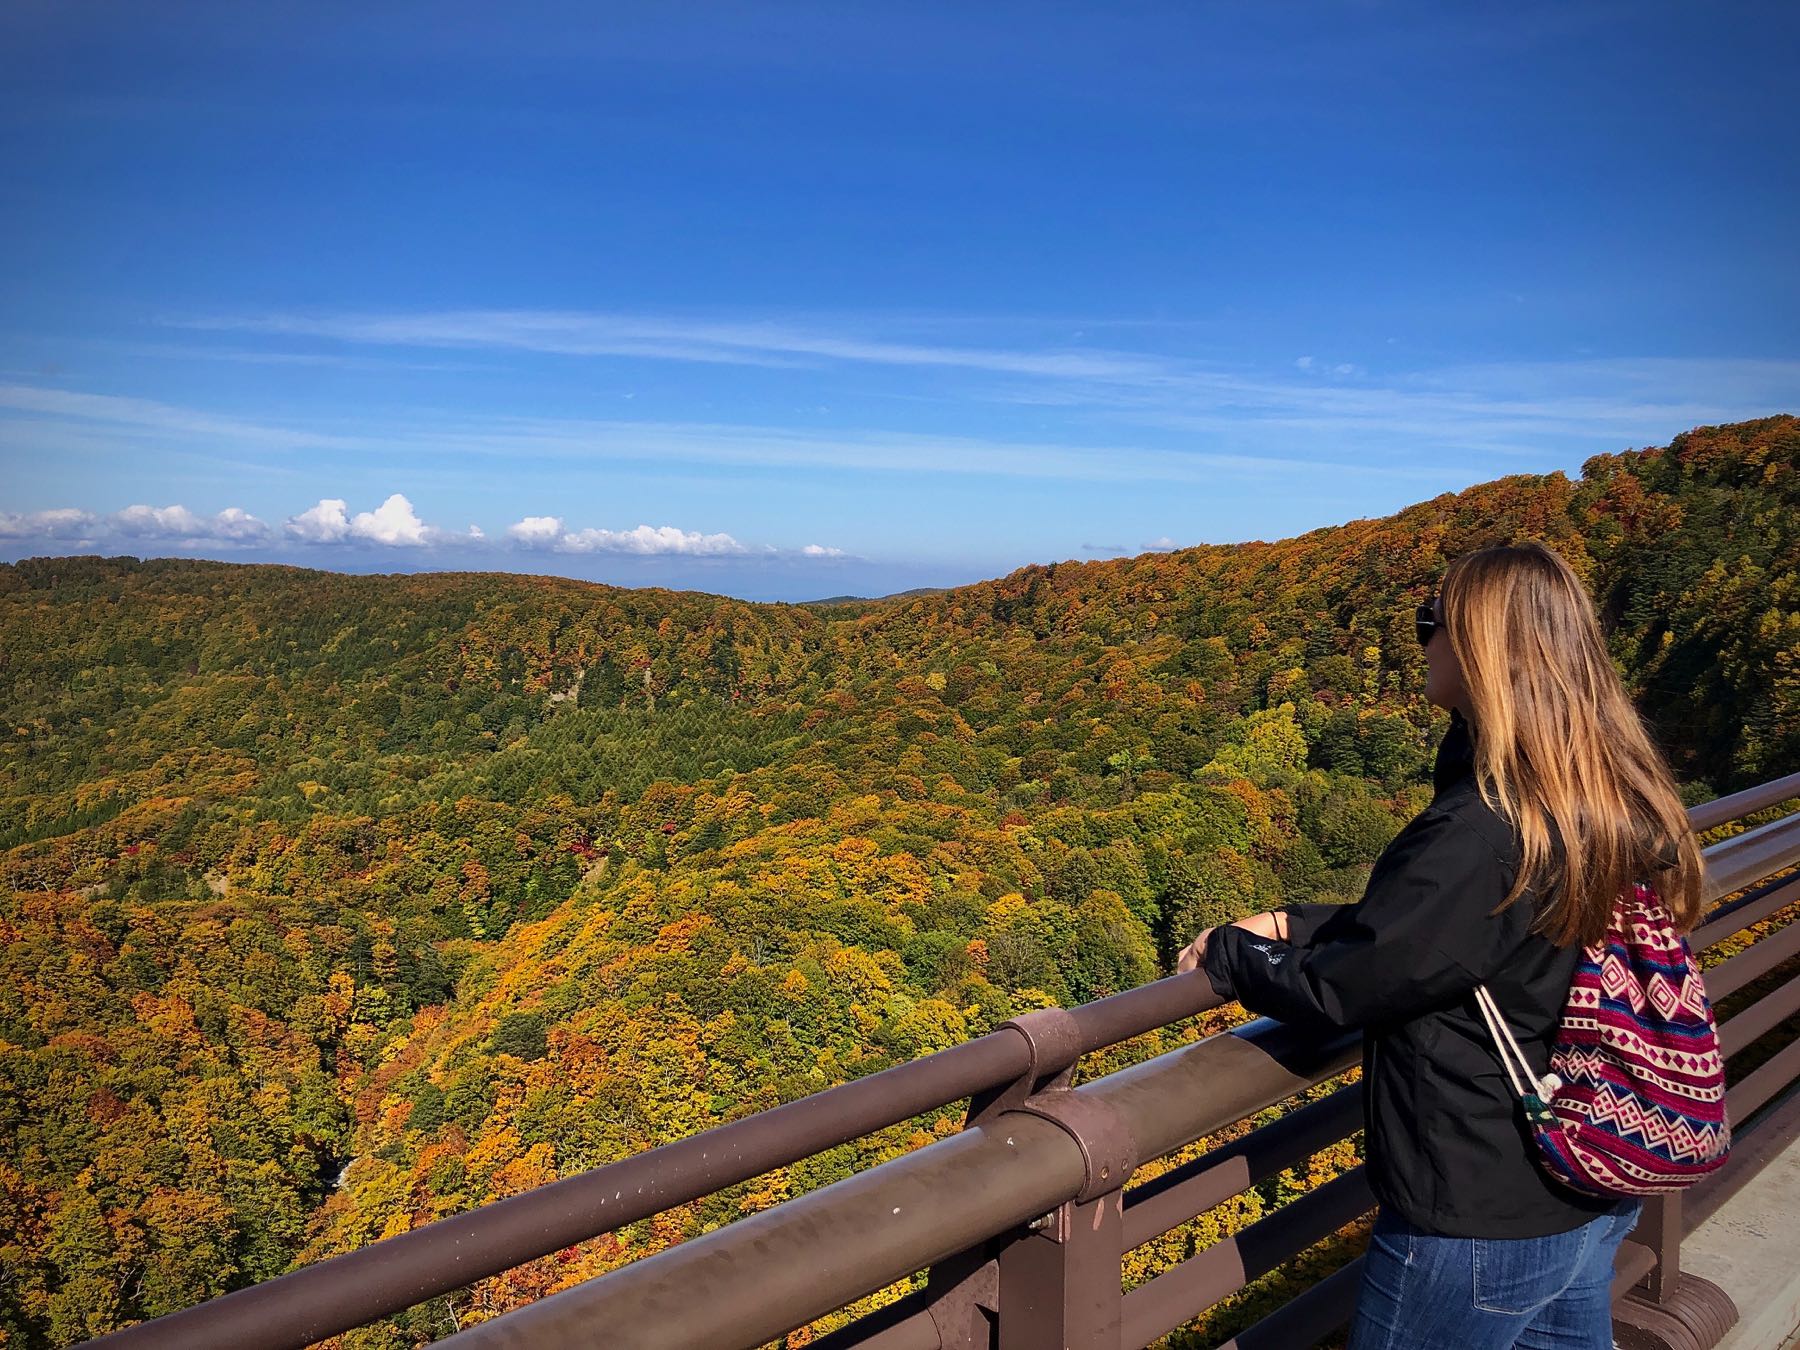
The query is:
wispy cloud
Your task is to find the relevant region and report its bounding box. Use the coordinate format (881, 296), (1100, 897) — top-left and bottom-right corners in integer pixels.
(4, 345), (1794, 526)
(0, 380), (1453, 485)
(175, 310), (1176, 381)
(152, 311), (1800, 461)
(415, 417), (1442, 483)
(0, 382), (352, 450)
(99, 339), (484, 374)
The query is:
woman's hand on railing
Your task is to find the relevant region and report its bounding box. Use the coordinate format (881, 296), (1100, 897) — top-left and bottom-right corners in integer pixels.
(1176, 911), (1287, 974)
(1175, 928), (1216, 974)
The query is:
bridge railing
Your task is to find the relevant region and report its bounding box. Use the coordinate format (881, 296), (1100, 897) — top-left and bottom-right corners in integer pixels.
(85, 770), (1800, 1350)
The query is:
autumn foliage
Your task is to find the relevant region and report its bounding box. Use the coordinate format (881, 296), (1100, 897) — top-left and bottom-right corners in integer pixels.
(0, 416), (1795, 1346)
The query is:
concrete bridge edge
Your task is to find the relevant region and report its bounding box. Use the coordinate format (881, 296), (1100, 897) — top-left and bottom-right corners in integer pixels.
(1678, 1086), (1800, 1350)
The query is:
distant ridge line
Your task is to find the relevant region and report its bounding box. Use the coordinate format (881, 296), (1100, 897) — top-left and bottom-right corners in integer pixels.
(800, 586), (952, 607)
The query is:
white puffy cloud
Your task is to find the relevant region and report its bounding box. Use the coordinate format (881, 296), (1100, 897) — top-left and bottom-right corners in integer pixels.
(505, 517), (747, 555)
(506, 515), (847, 559)
(0, 505), (273, 548)
(112, 503), (272, 544)
(113, 504), (206, 537)
(349, 493), (431, 547)
(2, 494), (801, 560)
(211, 507), (270, 541)
(283, 494), (458, 547)
(286, 498), (351, 542)
(507, 515), (566, 547)
(558, 524), (748, 556)
(0, 508), (101, 541)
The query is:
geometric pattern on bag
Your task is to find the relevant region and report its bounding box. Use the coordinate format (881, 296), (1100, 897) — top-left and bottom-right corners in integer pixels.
(1476, 882), (1731, 1197)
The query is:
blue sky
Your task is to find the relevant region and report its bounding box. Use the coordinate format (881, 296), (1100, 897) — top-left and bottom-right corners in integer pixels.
(2, 1), (1796, 601)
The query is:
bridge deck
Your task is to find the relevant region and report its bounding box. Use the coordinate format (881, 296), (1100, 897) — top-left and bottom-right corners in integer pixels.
(1683, 1091), (1800, 1350)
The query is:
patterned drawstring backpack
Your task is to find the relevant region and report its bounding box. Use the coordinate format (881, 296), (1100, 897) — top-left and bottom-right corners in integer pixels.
(1475, 881), (1731, 1196)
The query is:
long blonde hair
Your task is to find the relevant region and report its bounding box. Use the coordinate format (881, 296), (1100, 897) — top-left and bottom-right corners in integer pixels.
(1440, 543), (1705, 944)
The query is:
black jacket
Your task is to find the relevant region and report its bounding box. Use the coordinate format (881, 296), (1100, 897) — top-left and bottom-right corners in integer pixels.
(1202, 711), (1619, 1237)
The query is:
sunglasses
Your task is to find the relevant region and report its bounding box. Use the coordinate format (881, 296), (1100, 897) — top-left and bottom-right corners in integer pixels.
(1415, 601), (1443, 648)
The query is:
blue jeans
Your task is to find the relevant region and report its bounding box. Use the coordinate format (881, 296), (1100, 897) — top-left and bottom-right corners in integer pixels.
(1347, 1201), (1643, 1350)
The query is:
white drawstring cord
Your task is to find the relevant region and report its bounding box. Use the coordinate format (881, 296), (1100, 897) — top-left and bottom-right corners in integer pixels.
(1474, 986), (1563, 1102)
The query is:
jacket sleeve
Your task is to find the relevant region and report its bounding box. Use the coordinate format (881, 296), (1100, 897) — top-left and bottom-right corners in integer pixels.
(1202, 809), (1520, 1030)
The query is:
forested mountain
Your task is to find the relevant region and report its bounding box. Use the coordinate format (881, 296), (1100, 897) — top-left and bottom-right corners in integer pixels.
(2, 416), (1796, 1347)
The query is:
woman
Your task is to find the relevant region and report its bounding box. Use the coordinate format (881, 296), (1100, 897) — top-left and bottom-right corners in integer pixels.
(1176, 542), (1705, 1350)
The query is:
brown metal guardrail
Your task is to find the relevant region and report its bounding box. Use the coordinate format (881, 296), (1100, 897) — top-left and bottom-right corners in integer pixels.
(83, 769), (1800, 1350)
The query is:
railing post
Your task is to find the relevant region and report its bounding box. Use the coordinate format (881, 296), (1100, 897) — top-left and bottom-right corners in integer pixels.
(1612, 1165), (1739, 1348)
(924, 1007), (1089, 1349)
(1636, 1193), (1681, 1303)
(996, 1191), (1126, 1350)
(924, 1007), (1142, 1350)
(993, 1086), (1138, 1349)
(922, 1244), (999, 1350)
